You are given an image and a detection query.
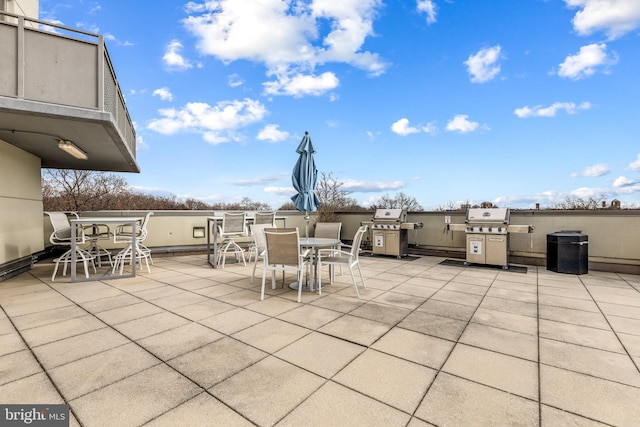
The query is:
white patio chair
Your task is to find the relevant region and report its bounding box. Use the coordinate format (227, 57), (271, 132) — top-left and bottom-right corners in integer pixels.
(314, 222), (343, 278)
(317, 225), (368, 298)
(112, 212), (153, 274)
(261, 228), (311, 303)
(217, 212), (248, 268)
(45, 211), (96, 281)
(248, 223), (272, 283)
(253, 211), (277, 227)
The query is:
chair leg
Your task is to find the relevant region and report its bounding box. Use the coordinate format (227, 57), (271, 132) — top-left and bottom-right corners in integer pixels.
(297, 266), (304, 303)
(260, 268), (268, 300)
(356, 262), (366, 288)
(349, 267), (361, 298)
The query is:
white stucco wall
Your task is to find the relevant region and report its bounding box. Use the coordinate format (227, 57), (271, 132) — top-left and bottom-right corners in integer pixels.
(0, 139), (44, 264)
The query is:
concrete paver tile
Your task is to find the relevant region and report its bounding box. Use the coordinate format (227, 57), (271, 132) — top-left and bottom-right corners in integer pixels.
(431, 289), (484, 307)
(276, 304), (343, 330)
(19, 314), (105, 347)
(70, 364), (201, 426)
(372, 292), (426, 310)
(95, 302), (163, 325)
(539, 319), (626, 353)
(442, 344), (538, 399)
(539, 338), (640, 387)
(198, 307), (269, 335)
(48, 342), (161, 400)
(334, 349), (436, 413)
(540, 405), (609, 426)
(539, 294), (600, 312)
(459, 323), (538, 362)
(32, 327), (129, 369)
(472, 308), (538, 335)
(210, 356), (324, 426)
(244, 296), (301, 317)
(278, 381), (411, 427)
(0, 372), (65, 404)
(541, 365), (640, 426)
(372, 327), (454, 369)
(318, 314), (391, 346)
(275, 331), (365, 378)
(231, 318), (310, 353)
(539, 305), (610, 330)
(170, 299), (235, 321)
(80, 293), (142, 313)
(138, 322), (224, 360)
(114, 311), (190, 341)
(349, 301), (411, 325)
(400, 311), (467, 341)
(168, 337), (267, 388)
(415, 372), (538, 427)
(417, 299), (477, 321)
(145, 392), (254, 427)
(0, 350), (43, 386)
(479, 296), (537, 318)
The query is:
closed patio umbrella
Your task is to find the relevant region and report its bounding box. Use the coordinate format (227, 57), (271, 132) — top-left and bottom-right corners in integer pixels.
(291, 131), (320, 238)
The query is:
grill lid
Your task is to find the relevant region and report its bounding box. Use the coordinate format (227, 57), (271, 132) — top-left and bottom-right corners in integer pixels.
(466, 208), (510, 224)
(373, 208), (407, 222)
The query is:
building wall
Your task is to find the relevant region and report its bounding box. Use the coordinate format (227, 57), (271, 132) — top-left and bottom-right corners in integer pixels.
(0, 139), (44, 264)
(3, 0), (39, 19)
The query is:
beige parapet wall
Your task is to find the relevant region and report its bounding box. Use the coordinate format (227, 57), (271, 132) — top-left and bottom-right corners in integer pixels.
(40, 209), (640, 275)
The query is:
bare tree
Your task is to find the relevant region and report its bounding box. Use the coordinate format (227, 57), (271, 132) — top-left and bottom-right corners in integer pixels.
(371, 192), (423, 211)
(552, 195), (607, 210)
(315, 172), (360, 222)
(42, 169), (130, 211)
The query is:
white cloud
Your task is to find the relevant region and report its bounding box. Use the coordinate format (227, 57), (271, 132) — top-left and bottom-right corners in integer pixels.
(152, 87), (174, 101)
(570, 163), (610, 177)
(182, 0), (387, 97)
(446, 114), (487, 133)
(257, 124), (290, 142)
(264, 186), (297, 196)
(263, 72), (339, 97)
(629, 154), (640, 171)
(417, 0), (437, 24)
(390, 118), (437, 136)
(464, 45), (503, 83)
(147, 98), (267, 144)
(163, 39), (193, 71)
(228, 74), (244, 88)
(340, 178), (406, 192)
(514, 101), (591, 118)
(391, 118), (420, 136)
(565, 0), (640, 40)
(557, 43), (617, 80)
(613, 176), (638, 188)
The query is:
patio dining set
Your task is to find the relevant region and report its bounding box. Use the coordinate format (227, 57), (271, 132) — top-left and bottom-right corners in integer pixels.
(45, 210), (369, 303)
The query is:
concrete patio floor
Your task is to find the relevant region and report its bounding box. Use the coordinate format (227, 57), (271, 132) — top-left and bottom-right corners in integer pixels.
(1, 253), (640, 426)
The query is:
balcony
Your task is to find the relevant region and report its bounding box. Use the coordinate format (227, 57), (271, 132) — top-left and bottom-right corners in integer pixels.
(0, 11), (138, 172)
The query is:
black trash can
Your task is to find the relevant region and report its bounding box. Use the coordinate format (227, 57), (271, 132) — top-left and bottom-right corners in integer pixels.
(547, 231), (588, 274)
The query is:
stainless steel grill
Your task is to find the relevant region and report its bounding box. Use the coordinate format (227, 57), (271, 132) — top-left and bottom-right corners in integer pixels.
(448, 208), (533, 269)
(371, 209), (423, 258)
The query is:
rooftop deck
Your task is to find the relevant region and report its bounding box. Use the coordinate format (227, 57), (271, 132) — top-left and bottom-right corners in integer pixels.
(1, 254), (639, 426)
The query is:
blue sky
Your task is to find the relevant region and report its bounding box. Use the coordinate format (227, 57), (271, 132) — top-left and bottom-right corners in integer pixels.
(41, 0), (640, 209)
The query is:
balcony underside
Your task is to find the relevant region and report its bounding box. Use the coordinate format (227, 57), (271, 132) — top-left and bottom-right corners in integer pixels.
(0, 97), (139, 172)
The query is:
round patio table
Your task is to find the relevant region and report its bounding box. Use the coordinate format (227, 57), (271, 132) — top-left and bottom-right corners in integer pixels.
(289, 237), (341, 292)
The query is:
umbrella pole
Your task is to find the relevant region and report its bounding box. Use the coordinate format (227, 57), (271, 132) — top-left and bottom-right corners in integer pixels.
(305, 212), (310, 238)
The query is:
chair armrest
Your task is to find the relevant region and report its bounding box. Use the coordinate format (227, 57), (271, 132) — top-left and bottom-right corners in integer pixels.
(317, 248), (350, 258)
